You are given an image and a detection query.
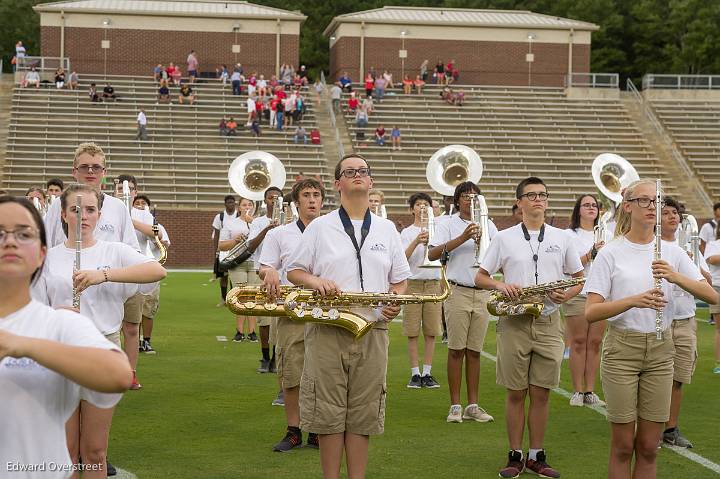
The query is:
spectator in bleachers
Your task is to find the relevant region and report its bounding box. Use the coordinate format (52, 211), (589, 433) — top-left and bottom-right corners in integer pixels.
(135, 109), (149, 141)
(258, 74), (269, 96)
(54, 68), (66, 89)
(445, 60), (455, 84)
(368, 66), (377, 80)
(434, 59), (445, 85)
(231, 69), (242, 95)
(246, 95), (257, 125)
(280, 64), (294, 88)
(269, 95), (279, 128)
(413, 75), (426, 94)
(14, 41), (26, 72)
(247, 72), (257, 97)
(382, 70), (394, 89)
(339, 71), (352, 92)
(219, 118), (228, 136)
(233, 63), (244, 75)
(157, 80), (170, 103)
(171, 67), (183, 86)
(364, 73), (375, 98)
(227, 118), (238, 136)
(68, 71), (79, 90)
(276, 99), (285, 130)
(402, 75), (413, 94)
(187, 50), (199, 83)
(330, 82), (342, 113)
(451, 67), (460, 84)
(102, 83), (117, 101)
(294, 93), (305, 123)
(355, 105), (368, 128)
(362, 94), (374, 116)
(178, 83), (195, 105)
(374, 75), (386, 102)
(218, 64), (229, 85)
(269, 74), (280, 90)
(153, 64), (163, 82)
(420, 59), (429, 82)
(310, 128), (321, 145)
(294, 124), (308, 144)
(159, 66), (169, 84)
(23, 67), (40, 89)
(88, 83), (99, 102)
(348, 92), (359, 112)
(250, 118), (261, 137)
(284, 92), (296, 127)
(391, 126), (401, 151)
(298, 65), (309, 84)
(166, 62), (176, 80)
(293, 74), (304, 88)
(46, 178), (64, 197)
(375, 124), (386, 146)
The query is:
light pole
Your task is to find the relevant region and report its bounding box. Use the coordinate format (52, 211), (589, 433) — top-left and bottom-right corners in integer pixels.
(102, 18), (111, 78)
(400, 31), (408, 79)
(526, 32), (536, 86)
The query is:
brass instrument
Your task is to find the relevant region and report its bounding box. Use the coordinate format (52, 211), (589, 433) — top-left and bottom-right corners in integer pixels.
(32, 197), (45, 218)
(679, 213), (701, 270)
(470, 194), (490, 268)
(147, 206), (167, 265)
(592, 153), (639, 242)
(487, 277), (586, 318)
(654, 179), (663, 339)
(426, 145), (483, 196)
(290, 201), (299, 222)
(72, 195), (82, 310)
(419, 204), (441, 268)
(226, 266), (451, 339)
(228, 150), (286, 201)
(371, 204), (387, 218)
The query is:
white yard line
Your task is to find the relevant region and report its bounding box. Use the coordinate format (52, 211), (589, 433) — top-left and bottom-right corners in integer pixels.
(479, 350), (720, 475)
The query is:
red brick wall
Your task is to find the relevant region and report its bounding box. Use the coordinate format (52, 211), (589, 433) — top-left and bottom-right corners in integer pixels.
(155, 209), (217, 268)
(330, 36), (590, 87)
(41, 26), (299, 77)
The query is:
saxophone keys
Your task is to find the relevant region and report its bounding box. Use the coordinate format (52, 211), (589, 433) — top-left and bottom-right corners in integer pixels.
(311, 307), (324, 319)
(264, 303), (278, 311)
(244, 301), (256, 309)
(295, 308), (307, 318)
(328, 308), (340, 320)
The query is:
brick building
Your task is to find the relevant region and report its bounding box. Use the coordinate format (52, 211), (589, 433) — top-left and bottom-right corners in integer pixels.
(324, 6), (598, 87)
(35, 0), (306, 77)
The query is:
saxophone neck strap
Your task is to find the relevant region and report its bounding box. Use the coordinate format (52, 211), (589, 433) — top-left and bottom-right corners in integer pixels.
(521, 223), (545, 285)
(339, 206), (372, 292)
(296, 218), (306, 233)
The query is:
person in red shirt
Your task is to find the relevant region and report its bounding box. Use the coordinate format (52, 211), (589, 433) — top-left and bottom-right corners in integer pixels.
(375, 125), (386, 146)
(364, 74), (375, 98)
(402, 75), (413, 95)
(348, 93), (359, 112)
(270, 97), (280, 128)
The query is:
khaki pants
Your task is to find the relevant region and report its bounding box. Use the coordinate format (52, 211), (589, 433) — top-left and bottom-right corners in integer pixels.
(123, 293), (144, 324)
(276, 317), (306, 389)
(402, 279), (443, 337)
(444, 285), (491, 352)
(671, 318), (697, 384)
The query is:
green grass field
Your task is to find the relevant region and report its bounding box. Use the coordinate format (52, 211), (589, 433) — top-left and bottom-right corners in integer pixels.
(109, 272), (720, 478)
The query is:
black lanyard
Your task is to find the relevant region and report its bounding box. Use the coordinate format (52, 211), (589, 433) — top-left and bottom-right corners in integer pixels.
(339, 206), (372, 291)
(296, 218), (306, 233)
(521, 223), (545, 285)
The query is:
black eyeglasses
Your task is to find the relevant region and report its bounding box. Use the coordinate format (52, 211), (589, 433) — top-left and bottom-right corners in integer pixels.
(628, 197), (664, 208)
(0, 227), (39, 245)
(519, 192), (549, 201)
(340, 167), (371, 178)
(581, 203), (598, 209)
(75, 164), (105, 174)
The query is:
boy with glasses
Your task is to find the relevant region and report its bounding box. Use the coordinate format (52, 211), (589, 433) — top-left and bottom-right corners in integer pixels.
(475, 177), (584, 479)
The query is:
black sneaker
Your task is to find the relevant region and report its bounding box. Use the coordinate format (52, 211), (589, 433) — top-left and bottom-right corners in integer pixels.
(273, 429), (302, 452)
(142, 340), (156, 354)
(138, 341), (146, 353)
(257, 359), (270, 373)
(421, 375), (440, 388)
(306, 432), (319, 449)
(232, 331), (244, 342)
(106, 462), (117, 476)
(269, 358), (277, 373)
(498, 450), (524, 478)
(407, 374), (422, 388)
(248, 332), (258, 342)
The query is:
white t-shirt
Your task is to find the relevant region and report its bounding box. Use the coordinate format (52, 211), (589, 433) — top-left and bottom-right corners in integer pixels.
(700, 221), (717, 245)
(565, 227), (595, 277)
(32, 241), (154, 335)
(0, 300), (122, 478)
(248, 215), (272, 270)
(44, 193), (140, 250)
(246, 97), (256, 113)
(218, 215), (251, 261)
(430, 213), (498, 287)
(212, 209), (238, 233)
(481, 223), (583, 316)
(259, 221), (304, 285)
(137, 111), (147, 126)
(666, 238), (710, 320)
(131, 206), (155, 255)
(400, 224), (440, 281)
(584, 237), (703, 332)
(704, 240), (720, 285)
(287, 209), (411, 323)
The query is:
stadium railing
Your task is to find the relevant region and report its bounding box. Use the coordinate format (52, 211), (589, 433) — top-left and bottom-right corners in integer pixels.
(564, 72), (619, 89)
(642, 74), (720, 90)
(320, 71), (345, 160)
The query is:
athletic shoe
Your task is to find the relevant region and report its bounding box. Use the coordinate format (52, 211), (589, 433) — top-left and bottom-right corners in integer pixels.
(306, 432), (319, 449)
(498, 450), (524, 478)
(441, 332), (448, 344)
(130, 371), (142, 390)
(462, 404), (494, 422)
(663, 428), (693, 448)
(584, 392), (605, 407)
(143, 340), (156, 354)
(421, 375), (440, 389)
(713, 364), (720, 374)
(272, 390), (285, 406)
(216, 301), (226, 308)
(525, 450), (560, 478)
(232, 332), (245, 342)
(709, 317), (716, 325)
(407, 374), (422, 389)
(569, 392), (584, 407)
(447, 405), (463, 423)
(257, 359), (270, 374)
(563, 347), (570, 360)
(138, 341), (146, 353)
(248, 332), (259, 342)
(269, 359), (277, 373)
(106, 462), (117, 476)
(273, 429), (302, 452)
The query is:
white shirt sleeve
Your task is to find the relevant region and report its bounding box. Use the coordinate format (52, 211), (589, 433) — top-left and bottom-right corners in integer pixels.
(480, 234), (503, 275)
(704, 241), (720, 260)
(700, 222), (715, 244)
(120, 206), (141, 251)
(400, 226), (415, 249)
(583, 249), (612, 300)
(43, 199), (65, 247)
(428, 219), (450, 248)
(212, 214), (222, 231)
(564, 239), (584, 275)
(248, 219), (263, 242)
(388, 228), (412, 284)
(259, 229), (282, 270)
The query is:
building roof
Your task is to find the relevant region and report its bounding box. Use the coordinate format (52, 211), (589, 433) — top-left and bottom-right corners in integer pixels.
(34, 0), (306, 20)
(324, 6), (598, 36)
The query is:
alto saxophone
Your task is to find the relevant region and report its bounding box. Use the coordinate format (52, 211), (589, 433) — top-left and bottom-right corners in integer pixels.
(226, 267), (451, 339)
(487, 277), (586, 318)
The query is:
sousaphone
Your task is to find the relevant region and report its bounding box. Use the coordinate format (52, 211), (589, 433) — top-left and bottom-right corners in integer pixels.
(591, 153), (639, 243)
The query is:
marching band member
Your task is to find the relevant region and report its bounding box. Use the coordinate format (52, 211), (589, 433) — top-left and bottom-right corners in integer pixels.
(287, 154), (410, 479)
(259, 178), (324, 452)
(584, 180), (715, 479)
(428, 181), (497, 422)
(0, 196), (132, 479)
(475, 177), (584, 479)
(46, 177), (65, 197)
(564, 194), (606, 407)
(247, 187), (283, 372)
(400, 192), (442, 389)
(26, 186), (47, 212)
(368, 188), (385, 216)
(704, 225), (720, 373)
(212, 195), (239, 307)
(33, 185), (166, 477)
(698, 202), (719, 254)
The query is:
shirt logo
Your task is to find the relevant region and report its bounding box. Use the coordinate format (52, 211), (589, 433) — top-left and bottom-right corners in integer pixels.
(545, 244), (561, 254)
(3, 358), (40, 369)
(98, 223), (115, 233)
(370, 243), (388, 252)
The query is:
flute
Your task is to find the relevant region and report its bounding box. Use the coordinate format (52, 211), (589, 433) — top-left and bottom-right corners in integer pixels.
(654, 180), (663, 340)
(72, 195), (82, 310)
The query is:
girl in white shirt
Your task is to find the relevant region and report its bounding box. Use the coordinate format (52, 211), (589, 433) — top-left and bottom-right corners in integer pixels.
(34, 185), (166, 478)
(0, 196), (132, 479)
(564, 194), (606, 407)
(585, 179), (716, 479)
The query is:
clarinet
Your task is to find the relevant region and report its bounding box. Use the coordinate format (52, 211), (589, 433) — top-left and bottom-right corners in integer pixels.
(72, 194), (82, 310)
(654, 180), (663, 340)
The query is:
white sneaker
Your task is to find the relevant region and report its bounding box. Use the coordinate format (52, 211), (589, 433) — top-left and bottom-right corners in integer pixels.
(569, 392), (584, 407)
(447, 405), (463, 423)
(583, 392), (605, 407)
(462, 404), (494, 422)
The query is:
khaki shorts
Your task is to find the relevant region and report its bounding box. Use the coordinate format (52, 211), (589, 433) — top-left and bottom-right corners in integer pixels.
(142, 286), (160, 319)
(671, 318), (697, 384)
(601, 327), (674, 424)
(496, 310), (564, 390)
(104, 330), (122, 348)
(276, 317), (306, 389)
(710, 286), (720, 314)
(562, 294), (586, 317)
(122, 293), (144, 325)
(269, 317), (278, 342)
(444, 285), (491, 352)
(402, 279), (443, 337)
(229, 260), (255, 287)
(300, 323), (389, 436)
(258, 315), (275, 328)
